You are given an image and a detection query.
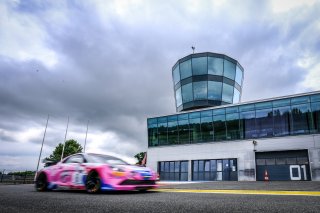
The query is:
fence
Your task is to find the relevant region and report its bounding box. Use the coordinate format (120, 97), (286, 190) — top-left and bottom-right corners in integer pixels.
(0, 170), (35, 184)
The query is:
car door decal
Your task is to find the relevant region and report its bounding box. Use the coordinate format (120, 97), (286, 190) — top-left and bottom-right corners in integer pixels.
(72, 165), (86, 186)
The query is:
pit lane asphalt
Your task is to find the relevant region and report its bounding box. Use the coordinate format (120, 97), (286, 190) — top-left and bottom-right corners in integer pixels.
(0, 183), (320, 213)
(158, 181), (320, 191)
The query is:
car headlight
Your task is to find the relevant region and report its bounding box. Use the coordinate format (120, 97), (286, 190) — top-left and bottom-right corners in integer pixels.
(110, 167), (126, 177)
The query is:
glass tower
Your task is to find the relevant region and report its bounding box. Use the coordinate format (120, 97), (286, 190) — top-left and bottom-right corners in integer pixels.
(172, 52), (244, 112)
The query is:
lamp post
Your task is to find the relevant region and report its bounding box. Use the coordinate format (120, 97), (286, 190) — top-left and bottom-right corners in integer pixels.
(61, 116), (69, 161)
(35, 115), (49, 180)
(83, 120), (89, 153)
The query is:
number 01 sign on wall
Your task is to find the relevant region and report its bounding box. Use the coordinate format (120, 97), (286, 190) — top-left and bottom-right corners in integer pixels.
(289, 165), (307, 181)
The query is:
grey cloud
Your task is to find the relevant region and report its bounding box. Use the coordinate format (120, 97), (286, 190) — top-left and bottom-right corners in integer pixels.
(1, 0), (320, 170)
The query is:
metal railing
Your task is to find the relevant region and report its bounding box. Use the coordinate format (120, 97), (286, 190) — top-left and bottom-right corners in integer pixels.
(0, 170), (35, 184)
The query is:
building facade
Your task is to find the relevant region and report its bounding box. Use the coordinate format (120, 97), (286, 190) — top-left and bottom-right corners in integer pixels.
(146, 52), (320, 181)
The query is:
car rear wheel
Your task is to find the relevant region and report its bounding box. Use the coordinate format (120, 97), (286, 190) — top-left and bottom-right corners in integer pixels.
(35, 173), (48, 192)
(86, 171), (101, 194)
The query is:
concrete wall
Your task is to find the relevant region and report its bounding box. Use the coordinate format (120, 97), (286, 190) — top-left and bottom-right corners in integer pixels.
(147, 134), (320, 181)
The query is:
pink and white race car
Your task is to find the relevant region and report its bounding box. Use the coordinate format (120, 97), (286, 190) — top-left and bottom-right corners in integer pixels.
(35, 153), (158, 193)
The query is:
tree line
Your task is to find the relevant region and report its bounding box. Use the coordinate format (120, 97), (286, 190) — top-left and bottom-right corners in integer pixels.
(6, 139), (146, 173)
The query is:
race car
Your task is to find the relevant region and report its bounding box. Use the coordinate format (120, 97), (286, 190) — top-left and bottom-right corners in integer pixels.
(35, 153), (158, 193)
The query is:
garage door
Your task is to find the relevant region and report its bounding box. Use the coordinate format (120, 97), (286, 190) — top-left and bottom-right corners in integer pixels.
(255, 150), (310, 181)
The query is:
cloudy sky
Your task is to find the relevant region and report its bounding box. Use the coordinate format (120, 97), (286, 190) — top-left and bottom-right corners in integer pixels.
(1, 0), (319, 171)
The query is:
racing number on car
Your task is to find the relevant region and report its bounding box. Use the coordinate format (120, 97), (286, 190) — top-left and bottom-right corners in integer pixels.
(72, 166), (86, 185)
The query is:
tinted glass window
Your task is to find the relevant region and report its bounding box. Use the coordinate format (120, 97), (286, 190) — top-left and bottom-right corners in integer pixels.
(233, 88), (240, 103)
(189, 118), (201, 142)
(64, 155), (84, 164)
(255, 101), (272, 110)
(224, 59), (236, 80)
(173, 65), (180, 85)
(213, 114), (226, 141)
(235, 65), (243, 86)
(178, 119), (189, 144)
(198, 160), (204, 171)
(158, 117), (167, 123)
(174, 161), (180, 172)
(226, 106), (239, 114)
(193, 81), (207, 100)
(213, 108), (225, 115)
(192, 57), (207, 75)
(201, 110), (212, 117)
(208, 81), (222, 100)
(273, 99), (290, 107)
(169, 162), (174, 172)
(158, 121), (168, 145)
(167, 115), (177, 122)
(189, 112), (200, 119)
(148, 122), (158, 146)
(311, 94), (320, 102)
(180, 60), (192, 80)
(165, 162), (169, 172)
(230, 159), (237, 171)
(217, 160), (222, 171)
(201, 116), (213, 141)
(175, 87), (182, 107)
(208, 57), (223, 76)
(178, 114), (189, 120)
(193, 161), (198, 172)
(291, 103), (312, 134)
(255, 108), (273, 137)
(222, 83), (234, 103)
(226, 113), (240, 140)
(160, 162), (165, 172)
(311, 102), (320, 133)
(240, 111), (256, 139)
(273, 106), (291, 136)
(148, 118), (157, 125)
(210, 160), (217, 171)
(182, 83), (193, 103)
(205, 160), (210, 171)
(87, 154), (128, 165)
(239, 104), (255, 112)
(181, 161), (188, 172)
(168, 120), (179, 145)
(291, 96), (309, 105)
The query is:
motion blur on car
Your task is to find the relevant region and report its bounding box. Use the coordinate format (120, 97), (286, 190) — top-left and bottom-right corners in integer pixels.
(35, 153), (158, 193)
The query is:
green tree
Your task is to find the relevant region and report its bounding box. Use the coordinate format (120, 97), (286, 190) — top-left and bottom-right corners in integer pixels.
(134, 152), (146, 164)
(46, 139), (83, 162)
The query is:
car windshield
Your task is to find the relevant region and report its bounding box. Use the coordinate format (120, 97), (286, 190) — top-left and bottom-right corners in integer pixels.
(87, 154), (129, 165)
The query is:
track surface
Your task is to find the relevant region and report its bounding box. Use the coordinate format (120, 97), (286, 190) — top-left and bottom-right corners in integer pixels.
(1, 184), (320, 212)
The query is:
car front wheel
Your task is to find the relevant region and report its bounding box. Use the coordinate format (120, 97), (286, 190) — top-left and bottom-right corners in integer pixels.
(35, 173), (48, 192)
(86, 171), (101, 194)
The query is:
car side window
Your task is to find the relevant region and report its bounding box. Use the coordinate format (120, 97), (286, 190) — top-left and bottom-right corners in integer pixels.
(64, 155), (84, 164)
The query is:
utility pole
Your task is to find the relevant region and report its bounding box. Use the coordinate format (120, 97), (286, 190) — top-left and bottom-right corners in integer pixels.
(61, 116), (69, 161)
(83, 120), (89, 153)
(36, 115), (49, 175)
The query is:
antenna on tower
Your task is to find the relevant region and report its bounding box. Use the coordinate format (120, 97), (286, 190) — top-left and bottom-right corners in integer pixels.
(191, 46), (195, 54)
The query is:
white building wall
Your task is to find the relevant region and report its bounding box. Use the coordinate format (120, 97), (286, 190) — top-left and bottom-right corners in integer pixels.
(147, 134), (320, 181)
